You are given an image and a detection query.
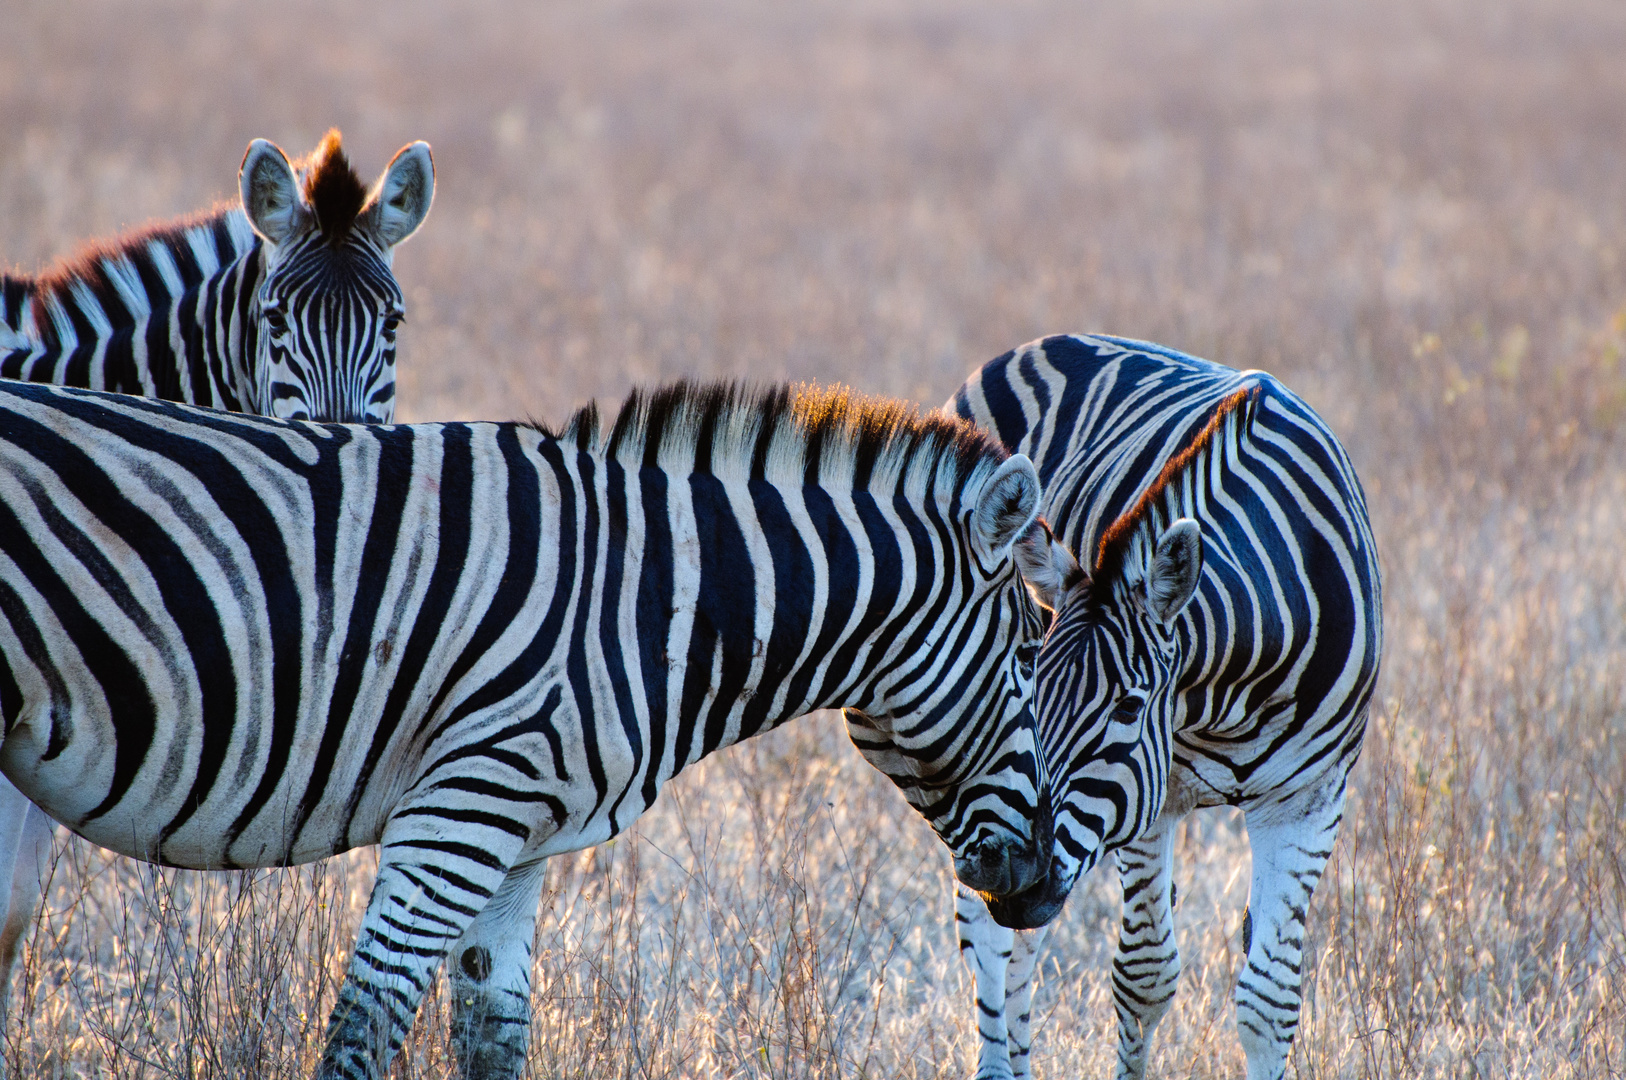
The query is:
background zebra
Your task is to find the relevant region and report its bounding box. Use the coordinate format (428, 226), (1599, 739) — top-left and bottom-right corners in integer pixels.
(0, 128), (433, 423)
(0, 376), (1063, 1080)
(0, 129), (434, 1026)
(947, 335), (1382, 1080)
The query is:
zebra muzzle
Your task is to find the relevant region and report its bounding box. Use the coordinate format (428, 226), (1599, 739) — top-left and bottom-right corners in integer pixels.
(952, 795), (1054, 901)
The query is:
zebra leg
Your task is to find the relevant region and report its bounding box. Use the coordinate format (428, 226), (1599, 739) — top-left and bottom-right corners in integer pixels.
(1000, 924), (1046, 1079)
(448, 858), (550, 1080)
(1235, 781), (1346, 1080)
(957, 885), (1017, 1079)
(1111, 811), (1182, 1080)
(316, 815), (528, 1080)
(0, 800), (54, 1027)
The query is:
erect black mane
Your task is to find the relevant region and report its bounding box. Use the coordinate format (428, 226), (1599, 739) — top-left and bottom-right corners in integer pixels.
(300, 129), (368, 242)
(532, 378), (1009, 490)
(1, 202), (245, 346)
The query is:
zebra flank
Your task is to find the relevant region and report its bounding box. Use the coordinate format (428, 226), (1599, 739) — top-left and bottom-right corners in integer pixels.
(0, 129), (433, 424)
(948, 335), (1381, 1080)
(0, 377), (1054, 1080)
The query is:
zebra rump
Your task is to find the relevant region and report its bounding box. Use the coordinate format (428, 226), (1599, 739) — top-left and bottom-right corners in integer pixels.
(0, 376), (1062, 1080)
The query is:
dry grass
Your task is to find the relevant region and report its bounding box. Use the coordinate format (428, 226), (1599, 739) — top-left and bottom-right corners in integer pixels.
(2, 0), (1625, 1075)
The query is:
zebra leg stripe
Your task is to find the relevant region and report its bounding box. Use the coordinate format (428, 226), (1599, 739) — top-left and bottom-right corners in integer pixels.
(1236, 781), (1347, 1080)
(957, 886), (1017, 1080)
(1000, 925), (1044, 1080)
(318, 813), (530, 1080)
(956, 886), (1049, 1080)
(449, 859), (550, 1080)
(1111, 811), (1182, 1080)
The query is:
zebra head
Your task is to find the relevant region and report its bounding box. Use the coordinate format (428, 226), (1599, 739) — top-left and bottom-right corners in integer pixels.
(984, 514), (1204, 929)
(238, 130), (434, 423)
(842, 454), (1075, 910)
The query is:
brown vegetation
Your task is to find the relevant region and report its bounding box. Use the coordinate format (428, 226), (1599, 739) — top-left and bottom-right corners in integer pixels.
(1, 0), (1623, 1075)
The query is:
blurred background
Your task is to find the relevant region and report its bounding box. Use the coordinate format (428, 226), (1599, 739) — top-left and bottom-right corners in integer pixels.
(2, 0), (1623, 1076)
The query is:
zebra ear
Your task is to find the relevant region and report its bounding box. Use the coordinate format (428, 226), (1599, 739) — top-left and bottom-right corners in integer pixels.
(240, 139), (309, 246)
(1147, 518), (1202, 625)
(369, 142), (435, 249)
(973, 454), (1042, 560)
(1013, 518), (1083, 611)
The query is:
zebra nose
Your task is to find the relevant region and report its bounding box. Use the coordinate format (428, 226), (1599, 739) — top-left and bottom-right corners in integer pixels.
(951, 797), (1053, 899)
(954, 839), (1033, 897)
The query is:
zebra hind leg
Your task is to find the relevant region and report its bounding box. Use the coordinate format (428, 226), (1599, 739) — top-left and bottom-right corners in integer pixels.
(448, 858), (551, 1080)
(1235, 780), (1347, 1080)
(315, 818), (528, 1080)
(1111, 811), (1183, 1080)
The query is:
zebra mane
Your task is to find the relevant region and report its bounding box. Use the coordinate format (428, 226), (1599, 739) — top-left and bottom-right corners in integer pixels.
(539, 379), (1012, 495)
(1, 202), (254, 346)
(1092, 386), (1256, 592)
(299, 129), (368, 242)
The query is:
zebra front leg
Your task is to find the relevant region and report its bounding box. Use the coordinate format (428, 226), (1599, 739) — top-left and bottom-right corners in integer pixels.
(1235, 780), (1346, 1080)
(448, 858), (550, 1080)
(316, 814), (528, 1080)
(999, 924), (1045, 1079)
(1111, 811), (1182, 1080)
(957, 885), (1017, 1079)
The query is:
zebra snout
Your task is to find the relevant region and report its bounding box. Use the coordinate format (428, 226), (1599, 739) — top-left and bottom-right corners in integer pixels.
(953, 799), (1052, 899)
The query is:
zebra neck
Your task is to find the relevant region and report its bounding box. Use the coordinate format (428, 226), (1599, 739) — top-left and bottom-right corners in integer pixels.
(620, 467), (921, 781)
(173, 242), (266, 413)
(0, 208), (261, 411)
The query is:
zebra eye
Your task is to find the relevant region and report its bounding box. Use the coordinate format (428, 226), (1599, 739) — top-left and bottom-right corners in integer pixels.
(263, 308), (289, 337)
(1110, 694), (1144, 722)
(382, 312), (403, 338)
(1015, 643), (1038, 672)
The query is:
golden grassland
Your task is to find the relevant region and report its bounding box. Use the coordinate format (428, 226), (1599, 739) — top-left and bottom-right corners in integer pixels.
(1, 0), (1624, 1075)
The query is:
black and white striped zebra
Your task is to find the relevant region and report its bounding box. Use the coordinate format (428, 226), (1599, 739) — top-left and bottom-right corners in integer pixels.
(0, 376), (1066, 1080)
(947, 335), (1382, 1080)
(0, 129), (434, 1026)
(0, 129), (433, 423)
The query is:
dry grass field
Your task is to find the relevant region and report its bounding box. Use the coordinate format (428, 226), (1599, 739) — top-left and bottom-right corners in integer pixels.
(3, 0), (1625, 1076)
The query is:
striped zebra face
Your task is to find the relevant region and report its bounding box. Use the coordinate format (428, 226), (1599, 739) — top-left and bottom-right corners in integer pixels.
(241, 132), (433, 424)
(255, 238), (405, 423)
(986, 518), (1203, 929)
(844, 456), (1075, 910)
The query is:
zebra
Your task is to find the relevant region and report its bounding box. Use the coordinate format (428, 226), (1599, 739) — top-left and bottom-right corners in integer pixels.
(946, 335), (1382, 1080)
(0, 376), (1069, 1079)
(1, 128), (434, 423)
(0, 128), (434, 1025)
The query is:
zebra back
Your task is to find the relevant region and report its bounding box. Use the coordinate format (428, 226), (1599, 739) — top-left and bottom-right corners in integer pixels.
(0, 130), (432, 424)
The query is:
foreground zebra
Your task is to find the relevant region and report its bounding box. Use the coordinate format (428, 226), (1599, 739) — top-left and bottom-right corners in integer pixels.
(948, 336), (1382, 1079)
(1, 128), (433, 422)
(0, 377), (1065, 1079)
(0, 129), (434, 1023)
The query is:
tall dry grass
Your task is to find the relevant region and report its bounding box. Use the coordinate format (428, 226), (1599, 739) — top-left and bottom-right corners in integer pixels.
(1, 0), (1623, 1075)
